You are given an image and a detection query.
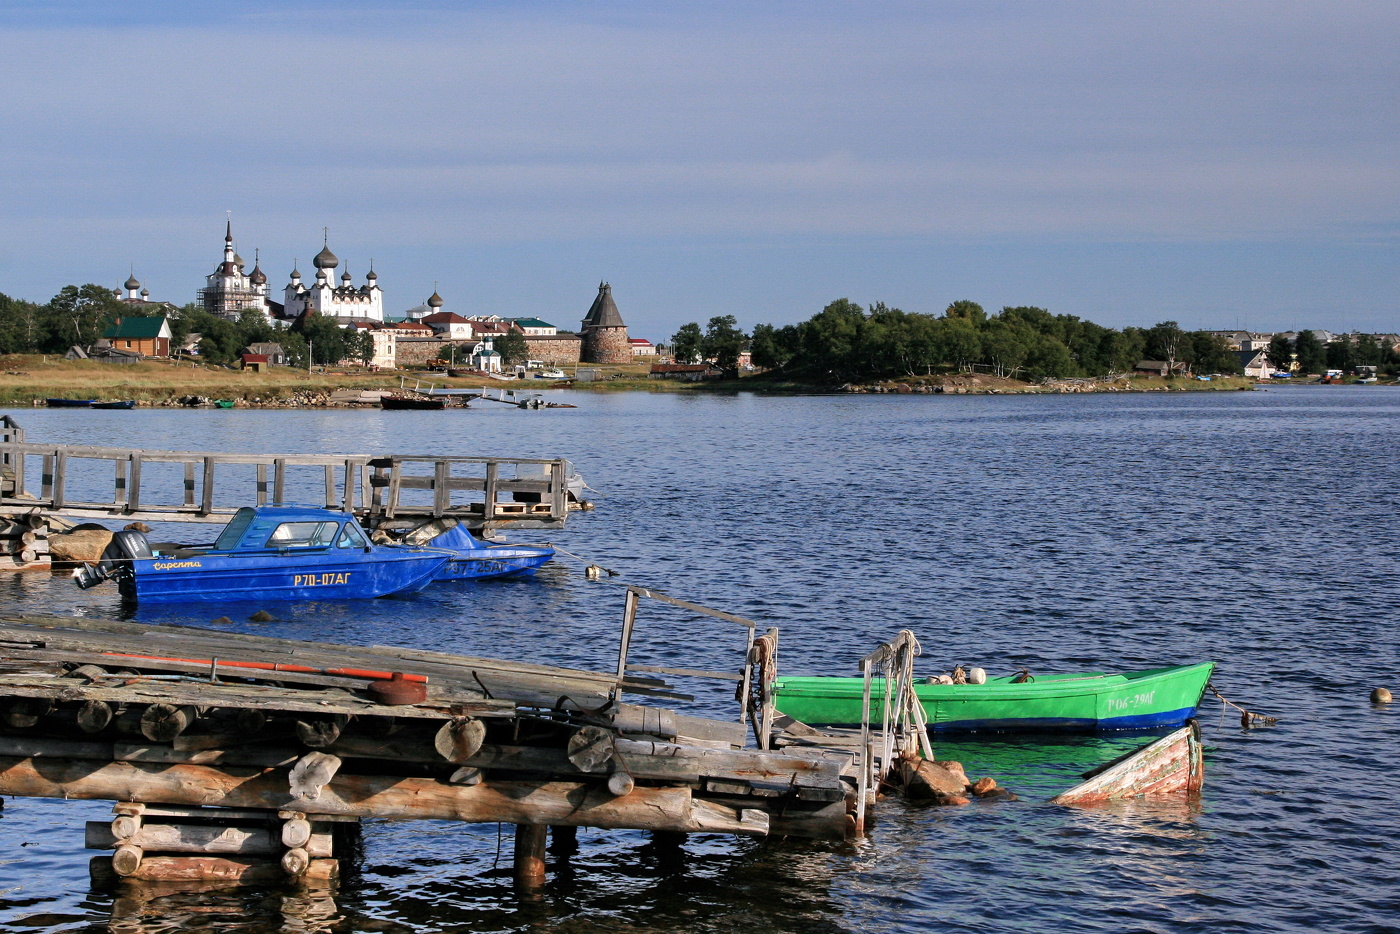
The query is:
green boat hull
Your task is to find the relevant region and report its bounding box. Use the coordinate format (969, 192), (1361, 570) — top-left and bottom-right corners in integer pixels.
(771, 662), (1215, 733)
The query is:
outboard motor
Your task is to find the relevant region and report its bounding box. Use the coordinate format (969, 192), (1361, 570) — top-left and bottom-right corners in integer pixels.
(72, 529), (153, 597)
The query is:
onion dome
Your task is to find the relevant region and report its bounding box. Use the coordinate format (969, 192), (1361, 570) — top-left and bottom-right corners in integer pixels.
(290, 260), (302, 280)
(140, 288), (149, 298)
(314, 243), (339, 270)
(366, 263), (377, 281)
(233, 251), (245, 268)
(427, 291), (444, 308)
(249, 264), (267, 285)
(124, 273), (140, 290)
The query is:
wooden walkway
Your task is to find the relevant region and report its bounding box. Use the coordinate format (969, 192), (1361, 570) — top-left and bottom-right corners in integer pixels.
(0, 417), (582, 532)
(0, 600), (865, 891)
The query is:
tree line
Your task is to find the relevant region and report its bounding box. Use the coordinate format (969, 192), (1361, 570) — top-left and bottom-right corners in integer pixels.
(0, 284), (372, 367)
(672, 301), (1249, 382)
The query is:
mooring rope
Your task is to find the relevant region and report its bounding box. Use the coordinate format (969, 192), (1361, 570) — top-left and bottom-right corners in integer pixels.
(1208, 682), (1278, 728)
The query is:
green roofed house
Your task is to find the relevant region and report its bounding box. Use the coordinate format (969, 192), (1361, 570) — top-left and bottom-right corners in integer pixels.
(99, 316), (172, 358)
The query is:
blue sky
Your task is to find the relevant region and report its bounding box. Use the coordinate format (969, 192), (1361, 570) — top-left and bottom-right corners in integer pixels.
(1, 1), (1396, 338)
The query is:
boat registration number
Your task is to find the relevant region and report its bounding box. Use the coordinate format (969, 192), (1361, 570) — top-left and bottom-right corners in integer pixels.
(1106, 690), (1156, 711)
(294, 572), (352, 587)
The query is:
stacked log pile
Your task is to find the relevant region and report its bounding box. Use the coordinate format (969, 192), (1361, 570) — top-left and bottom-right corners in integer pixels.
(0, 514), (50, 571)
(0, 615), (860, 888)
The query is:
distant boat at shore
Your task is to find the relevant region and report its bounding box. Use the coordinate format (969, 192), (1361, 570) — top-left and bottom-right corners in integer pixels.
(91, 400), (137, 410)
(46, 398), (94, 408)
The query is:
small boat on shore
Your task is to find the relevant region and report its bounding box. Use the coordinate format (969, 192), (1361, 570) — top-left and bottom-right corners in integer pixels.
(46, 398), (94, 408)
(73, 505), (448, 604)
(381, 394), (449, 410)
(402, 520), (554, 580)
(214, 399), (235, 409)
(772, 662), (1215, 733)
(91, 400), (136, 410)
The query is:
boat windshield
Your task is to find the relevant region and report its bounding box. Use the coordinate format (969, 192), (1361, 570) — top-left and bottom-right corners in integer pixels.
(213, 508), (256, 550)
(267, 521), (339, 549)
(337, 523), (368, 548)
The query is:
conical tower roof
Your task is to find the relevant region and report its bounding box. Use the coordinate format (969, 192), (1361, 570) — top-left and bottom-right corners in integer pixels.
(582, 281), (625, 329)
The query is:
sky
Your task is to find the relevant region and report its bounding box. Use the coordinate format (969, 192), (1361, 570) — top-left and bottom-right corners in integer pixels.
(1, 0), (1396, 338)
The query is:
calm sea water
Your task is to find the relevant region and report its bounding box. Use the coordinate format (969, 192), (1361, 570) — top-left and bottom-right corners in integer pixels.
(1, 387), (1397, 934)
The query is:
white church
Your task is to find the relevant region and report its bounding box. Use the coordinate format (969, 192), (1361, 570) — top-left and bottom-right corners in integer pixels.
(281, 233), (385, 322)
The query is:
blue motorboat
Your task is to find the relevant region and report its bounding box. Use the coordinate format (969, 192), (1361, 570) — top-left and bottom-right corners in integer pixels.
(73, 506), (449, 604)
(412, 522), (554, 581)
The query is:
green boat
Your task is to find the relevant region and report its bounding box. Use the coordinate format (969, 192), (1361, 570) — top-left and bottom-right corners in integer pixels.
(771, 662), (1215, 733)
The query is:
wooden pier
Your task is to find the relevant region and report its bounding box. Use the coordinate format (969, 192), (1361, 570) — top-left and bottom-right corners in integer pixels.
(0, 586), (877, 893)
(0, 417), (586, 569)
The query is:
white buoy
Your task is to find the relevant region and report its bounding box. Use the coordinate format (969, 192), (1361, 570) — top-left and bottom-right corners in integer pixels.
(1372, 688), (1392, 704)
(968, 667), (987, 685)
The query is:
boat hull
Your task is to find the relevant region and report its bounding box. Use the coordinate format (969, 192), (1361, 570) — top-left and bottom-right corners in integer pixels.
(125, 550), (448, 604)
(771, 663), (1215, 733)
(91, 401), (136, 410)
(420, 525), (553, 580)
(46, 398), (94, 407)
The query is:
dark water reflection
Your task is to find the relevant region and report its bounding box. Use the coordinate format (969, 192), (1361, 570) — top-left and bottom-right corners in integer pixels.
(1, 387), (1398, 932)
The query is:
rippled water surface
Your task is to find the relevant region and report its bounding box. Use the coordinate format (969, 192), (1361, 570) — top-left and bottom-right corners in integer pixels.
(1, 387), (1397, 933)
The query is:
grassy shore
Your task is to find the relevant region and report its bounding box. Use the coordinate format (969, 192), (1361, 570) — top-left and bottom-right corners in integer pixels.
(0, 355), (1261, 407)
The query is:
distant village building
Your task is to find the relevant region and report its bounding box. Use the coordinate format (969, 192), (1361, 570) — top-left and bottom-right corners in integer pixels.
(508, 317), (557, 336)
(1133, 360), (1189, 377)
(580, 282), (630, 364)
(629, 337), (656, 357)
(198, 222), (273, 320)
(281, 233), (384, 323)
(244, 342), (287, 366)
(99, 316), (172, 358)
(1231, 350), (1270, 378)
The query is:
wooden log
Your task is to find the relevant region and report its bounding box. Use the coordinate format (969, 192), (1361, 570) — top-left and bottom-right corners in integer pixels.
(289, 753), (342, 801)
(86, 821), (334, 857)
(111, 814), (142, 840)
(0, 734), (848, 799)
(0, 755), (792, 836)
(282, 815), (312, 848)
(282, 847), (310, 877)
(4, 697), (53, 728)
(566, 725), (614, 773)
(433, 717), (485, 763)
(513, 824), (547, 891)
(90, 854), (339, 886)
(112, 844), (144, 876)
(295, 717), (347, 748)
(140, 704), (196, 743)
(607, 771), (635, 797)
(77, 700), (114, 733)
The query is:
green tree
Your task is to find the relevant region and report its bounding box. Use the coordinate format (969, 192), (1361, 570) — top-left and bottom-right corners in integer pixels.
(670, 322), (703, 363)
(981, 320), (1031, 378)
(798, 299), (866, 380)
(1189, 332), (1240, 375)
(0, 291), (44, 353)
(1293, 330), (1326, 374)
(1325, 336), (1355, 372)
(944, 300), (986, 324)
(930, 317), (982, 370)
(46, 284), (123, 351)
(701, 315), (746, 374)
(495, 329), (529, 366)
(1266, 334), (1294, 372)
(1144, 321), (1187, 374)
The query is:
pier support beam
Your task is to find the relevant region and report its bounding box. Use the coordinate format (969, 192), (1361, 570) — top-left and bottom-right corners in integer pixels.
(513, 824), (548, 891)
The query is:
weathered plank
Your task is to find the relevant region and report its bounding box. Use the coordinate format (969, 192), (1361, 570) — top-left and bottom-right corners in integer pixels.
(1050, 724), (1203, 806)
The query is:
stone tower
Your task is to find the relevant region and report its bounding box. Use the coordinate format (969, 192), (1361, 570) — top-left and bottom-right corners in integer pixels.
(580, 281), (631, 364)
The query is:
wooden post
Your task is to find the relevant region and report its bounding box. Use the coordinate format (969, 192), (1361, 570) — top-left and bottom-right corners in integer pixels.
(483, 462), (498, 524)
(432, 461), (449, 517)
(550, 460), (567, 518)
(513, 824), (547, 891)
(256, 463), (268, 505)
(127, 455), (141, 512)
(200, 457), (215, 515)
(114, 458), (127, 507)
(549, 824), (577, 856)
(323, 465), (336, 509)
(183, 462), (195, 507)
(273, 458), (286, 505)
(614, 589), (640, 703)
(40, 454), (53, 503)
(53, 454), (68, 508)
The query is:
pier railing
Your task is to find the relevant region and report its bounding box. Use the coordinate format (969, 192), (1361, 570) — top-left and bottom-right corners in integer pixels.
(0, 439), (575, 531)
